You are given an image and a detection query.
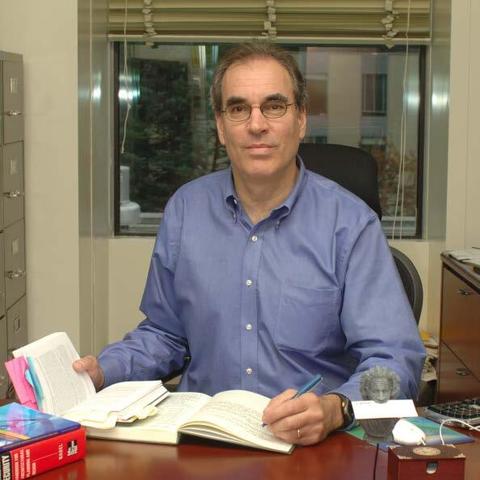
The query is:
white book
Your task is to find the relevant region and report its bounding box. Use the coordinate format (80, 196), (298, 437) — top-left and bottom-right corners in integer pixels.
(12, 332), (169, 429)
(88, 390), (294, 454)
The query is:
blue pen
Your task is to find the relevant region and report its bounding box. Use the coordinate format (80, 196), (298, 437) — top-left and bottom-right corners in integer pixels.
(291, 374), (323, 399)
(262, 374), (323, 427)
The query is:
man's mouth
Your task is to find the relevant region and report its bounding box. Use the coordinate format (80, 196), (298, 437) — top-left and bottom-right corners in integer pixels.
(246, 144), (274, 150)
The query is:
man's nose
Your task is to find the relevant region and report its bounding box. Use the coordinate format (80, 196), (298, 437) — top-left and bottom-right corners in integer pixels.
(247, 106), (268, 133)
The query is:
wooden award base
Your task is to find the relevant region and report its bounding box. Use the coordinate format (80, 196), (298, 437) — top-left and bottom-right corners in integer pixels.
(387, 444), (465, 480)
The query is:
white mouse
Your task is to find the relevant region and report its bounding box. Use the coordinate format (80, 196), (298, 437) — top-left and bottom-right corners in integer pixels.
(392, 419), (426, 445)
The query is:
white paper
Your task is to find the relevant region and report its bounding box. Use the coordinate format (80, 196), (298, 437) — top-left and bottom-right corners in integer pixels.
(352, 399), (418, 420)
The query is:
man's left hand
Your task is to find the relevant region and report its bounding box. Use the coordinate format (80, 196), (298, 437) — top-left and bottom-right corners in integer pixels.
(262, 390), (344, 445)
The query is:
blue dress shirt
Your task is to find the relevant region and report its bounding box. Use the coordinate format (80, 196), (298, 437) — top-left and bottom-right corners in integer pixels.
(99, 160), (425, 400)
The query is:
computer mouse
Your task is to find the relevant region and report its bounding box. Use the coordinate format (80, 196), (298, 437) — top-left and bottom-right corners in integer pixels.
(392, 418), (426, 445)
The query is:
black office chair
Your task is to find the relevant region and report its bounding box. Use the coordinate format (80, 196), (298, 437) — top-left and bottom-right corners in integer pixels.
(389, 247), (423, 324)
(298, 143), (422, 324)
(298, 143), (382, 219)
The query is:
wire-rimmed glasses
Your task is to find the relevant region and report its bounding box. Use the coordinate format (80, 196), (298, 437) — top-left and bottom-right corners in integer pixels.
(221, 100), (295, 122)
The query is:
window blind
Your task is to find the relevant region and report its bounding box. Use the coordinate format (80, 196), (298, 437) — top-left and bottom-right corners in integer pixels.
(108, 0), (431, 45)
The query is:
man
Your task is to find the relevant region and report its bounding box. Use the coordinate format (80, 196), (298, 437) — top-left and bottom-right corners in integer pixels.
(74, 43), (425, 446)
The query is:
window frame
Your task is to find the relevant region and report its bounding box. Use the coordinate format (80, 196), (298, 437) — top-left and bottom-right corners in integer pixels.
(112, 42), (426, 239)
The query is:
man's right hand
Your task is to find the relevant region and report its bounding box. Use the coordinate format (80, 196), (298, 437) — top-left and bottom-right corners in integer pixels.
(72, 355), (105, 391)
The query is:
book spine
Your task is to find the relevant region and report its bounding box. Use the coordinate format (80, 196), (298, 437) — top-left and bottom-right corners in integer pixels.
(0, 428), (86, 480)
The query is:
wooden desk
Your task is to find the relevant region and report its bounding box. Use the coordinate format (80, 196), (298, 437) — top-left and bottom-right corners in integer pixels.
(32, 430), (480, 480)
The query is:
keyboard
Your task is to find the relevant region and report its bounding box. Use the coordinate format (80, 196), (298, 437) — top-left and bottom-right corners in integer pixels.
(424, 398), (480, 427)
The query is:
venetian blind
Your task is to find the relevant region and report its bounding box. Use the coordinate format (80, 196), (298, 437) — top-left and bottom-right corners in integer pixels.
(108, 0), (431, 45)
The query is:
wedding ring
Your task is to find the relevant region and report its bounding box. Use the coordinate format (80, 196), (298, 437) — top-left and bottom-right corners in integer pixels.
(297, 428), (301, 439)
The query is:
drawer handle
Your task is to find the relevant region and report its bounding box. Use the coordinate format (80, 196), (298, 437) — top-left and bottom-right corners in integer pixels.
(457, 288), (472, 296)
(3, 190), (24, 198)
(7, 269), (25, 279)
(455, 368), (471, 376)
(6, 110), (22, 116)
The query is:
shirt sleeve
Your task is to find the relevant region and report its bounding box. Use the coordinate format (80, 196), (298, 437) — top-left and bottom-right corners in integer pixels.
(98, 195), (189, 387)
(332, 213), (426, 401)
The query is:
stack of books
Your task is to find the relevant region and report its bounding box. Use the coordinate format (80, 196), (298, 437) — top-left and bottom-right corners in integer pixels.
(0, 402), (86, 480)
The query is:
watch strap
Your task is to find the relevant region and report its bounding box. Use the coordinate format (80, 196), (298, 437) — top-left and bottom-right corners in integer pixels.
(334, 393), (354, 430)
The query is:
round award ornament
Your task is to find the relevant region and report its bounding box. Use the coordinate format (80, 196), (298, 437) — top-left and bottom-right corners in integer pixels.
(412, 446), (442, 456)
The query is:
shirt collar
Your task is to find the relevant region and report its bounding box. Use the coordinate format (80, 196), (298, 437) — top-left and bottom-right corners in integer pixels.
(223, 156), (308, 223)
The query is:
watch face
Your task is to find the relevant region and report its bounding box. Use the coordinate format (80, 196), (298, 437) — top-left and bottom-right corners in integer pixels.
(412, 447), (441, 456)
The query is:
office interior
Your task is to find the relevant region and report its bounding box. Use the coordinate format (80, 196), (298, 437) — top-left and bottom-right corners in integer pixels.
(0, 1), (478, 363)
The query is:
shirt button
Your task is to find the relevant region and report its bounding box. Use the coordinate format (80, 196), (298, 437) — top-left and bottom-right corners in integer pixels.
(246, 368), (253, 375)
(245, 323), (253, 331)
(251, 235), (258, 242)
(246, 279), (253, 287)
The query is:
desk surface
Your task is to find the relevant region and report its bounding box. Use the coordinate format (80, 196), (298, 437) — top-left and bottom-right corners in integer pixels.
(36, 429), (480, 480)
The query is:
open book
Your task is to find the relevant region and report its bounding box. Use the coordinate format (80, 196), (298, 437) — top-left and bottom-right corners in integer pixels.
(11, 332), (169, 429)
(88, 390), (294, 454)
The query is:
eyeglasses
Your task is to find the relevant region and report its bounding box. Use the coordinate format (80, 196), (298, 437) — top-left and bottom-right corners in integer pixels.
(221, 100), (295, 122)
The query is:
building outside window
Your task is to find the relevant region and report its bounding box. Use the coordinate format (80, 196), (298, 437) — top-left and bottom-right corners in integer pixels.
(362, 73), (388, 115)
(115, 43), (424, 238)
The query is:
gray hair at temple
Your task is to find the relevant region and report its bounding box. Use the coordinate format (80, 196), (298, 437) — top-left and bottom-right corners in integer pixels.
(359, 366), (401, 401)
(210, 42), (307, 114)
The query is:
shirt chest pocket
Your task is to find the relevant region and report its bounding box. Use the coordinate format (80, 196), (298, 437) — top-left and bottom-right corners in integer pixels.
(275, 284), (341, 354)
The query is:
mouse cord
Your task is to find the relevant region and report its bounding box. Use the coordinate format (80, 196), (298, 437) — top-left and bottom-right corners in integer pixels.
(438, 418), (480, 445)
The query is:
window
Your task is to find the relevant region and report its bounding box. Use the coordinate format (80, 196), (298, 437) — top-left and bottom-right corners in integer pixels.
(115, 43), (424, 238)
(362, 74), (387, 115)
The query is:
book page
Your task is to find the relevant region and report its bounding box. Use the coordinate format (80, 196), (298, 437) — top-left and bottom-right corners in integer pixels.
(87, 392), (211, 444)
(179, 390), (293, 453)
(139, 392), (211, 431)
(64, 381), (168, 427)
(13, 332), (95, 416)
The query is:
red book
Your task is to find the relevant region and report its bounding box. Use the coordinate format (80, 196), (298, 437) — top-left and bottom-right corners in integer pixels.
(0, 428), (86, 480)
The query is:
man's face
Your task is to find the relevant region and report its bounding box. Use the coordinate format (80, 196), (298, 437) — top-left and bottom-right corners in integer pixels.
(215, 57), (306, 183)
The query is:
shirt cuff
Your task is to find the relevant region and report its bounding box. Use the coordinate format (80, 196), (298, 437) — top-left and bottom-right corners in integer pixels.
(97, 355), (127, 388)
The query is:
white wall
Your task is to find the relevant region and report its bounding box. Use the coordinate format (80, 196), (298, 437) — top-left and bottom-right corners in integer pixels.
(78, 0), (110, 355)
(108, 238), (153, 342)
(0, 1), (81, 344)
(446, 0), (480, 249)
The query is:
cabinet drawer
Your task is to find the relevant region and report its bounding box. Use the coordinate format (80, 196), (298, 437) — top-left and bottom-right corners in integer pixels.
(441, 268), (480, 379)
(0, 147), (3, 229)
(437, 342), (480, 402)
(2, 142), (24, 226)
(0, 232), (4, 318)
(7, 295), (27, 350)
(4, 220), (26, 308)
(2, 60), (23, 144)
(0, 315), (7, 398)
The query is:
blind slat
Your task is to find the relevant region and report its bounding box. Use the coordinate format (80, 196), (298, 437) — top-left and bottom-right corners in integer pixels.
(108, 0), (431, 42)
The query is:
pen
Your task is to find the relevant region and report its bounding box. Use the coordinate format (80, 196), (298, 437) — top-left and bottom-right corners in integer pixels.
(262, 374), (323, 427)
(290, 374), (323, 399)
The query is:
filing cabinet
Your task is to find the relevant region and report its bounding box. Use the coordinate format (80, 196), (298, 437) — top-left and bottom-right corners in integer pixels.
(437, 254), (480, 401)
(0, 51), (26, 398)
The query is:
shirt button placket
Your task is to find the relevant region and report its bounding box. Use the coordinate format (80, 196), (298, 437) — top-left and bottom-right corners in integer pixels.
(241, 230), (261, 390)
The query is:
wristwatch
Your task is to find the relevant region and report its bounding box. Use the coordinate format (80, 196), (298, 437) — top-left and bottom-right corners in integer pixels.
(334, 393), (354, 430)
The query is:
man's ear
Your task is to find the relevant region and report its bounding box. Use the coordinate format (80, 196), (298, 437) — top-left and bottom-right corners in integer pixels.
(298, 107), (307, 141)
(215, 113), (226, 145)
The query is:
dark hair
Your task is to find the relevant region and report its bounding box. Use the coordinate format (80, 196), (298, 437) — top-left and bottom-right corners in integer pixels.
(210, 42), (307, 113)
